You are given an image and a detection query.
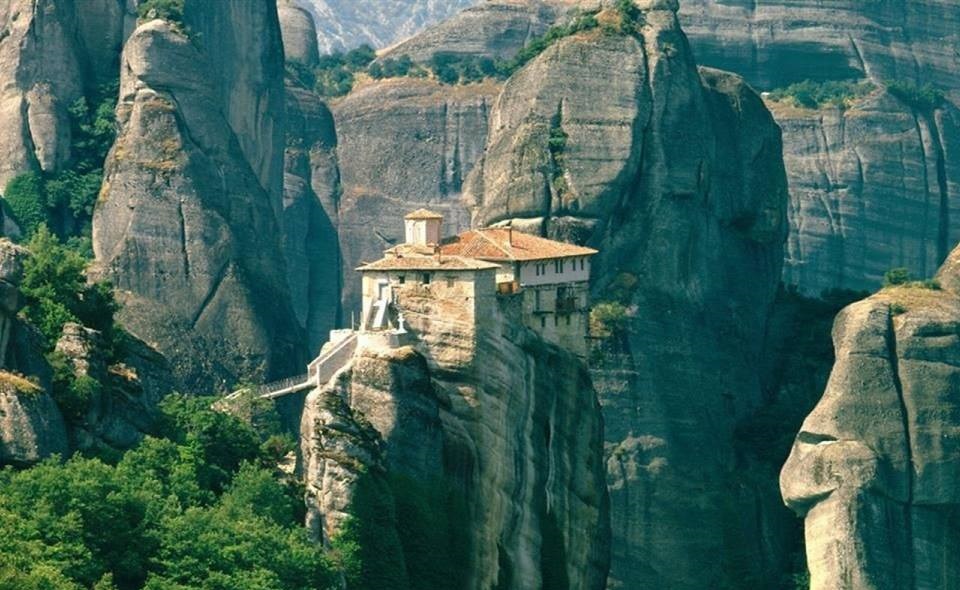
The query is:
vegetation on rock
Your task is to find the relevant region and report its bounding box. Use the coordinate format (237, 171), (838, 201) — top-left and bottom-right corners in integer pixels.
(882, 267), (941, 290)
(886, 81), (945, 112)
(137, 0), (185, 25)
(767, 79), (874, 109)
(1, 82), (117, 246)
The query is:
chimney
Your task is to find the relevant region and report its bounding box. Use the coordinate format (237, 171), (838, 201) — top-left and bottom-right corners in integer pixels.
(508, 226), (513, 247)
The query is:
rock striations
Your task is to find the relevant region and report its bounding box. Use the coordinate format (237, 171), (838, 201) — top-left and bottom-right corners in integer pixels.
(301, 294), (609, 589)
(679, 0), (960, 295)
(781, 242), (960, 590)
(92, 4), (305, 391)
(459, 4), (788, 588)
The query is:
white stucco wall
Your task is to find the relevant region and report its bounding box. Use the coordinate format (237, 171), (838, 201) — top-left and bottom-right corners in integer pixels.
(518, 257), (591, 286)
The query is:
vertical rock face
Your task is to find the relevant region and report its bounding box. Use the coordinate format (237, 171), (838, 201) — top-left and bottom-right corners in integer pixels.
(283, 84), (342, 353)
(781, 243), (960, 590)
(301, 301), (608, 588)
(0, 0), (134, 188)
(279, 0), (320, 67)
(93, 6), (304, 391)
(678, 0), (960, 95)
(678, 0), (960, 294)
(469, 6), (788, 589)
(776, 95), (960, 293)
(0, 0), (83, 187)
(332, 79), (497, 313)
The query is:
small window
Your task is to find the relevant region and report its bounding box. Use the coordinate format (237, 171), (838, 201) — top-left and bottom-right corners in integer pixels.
(580, 258), (585, 271)
(535, 290), (542, 310)
(554, 315), (559, 327)
(446, 277), (455, 287)
(566, 315), (571, 326)
(554, 260), (560, 273)
(540, 316), (546, 328)
(422, 273), (431, 284)
(398, 275), (406, 284)
(534, 264), (540, 276)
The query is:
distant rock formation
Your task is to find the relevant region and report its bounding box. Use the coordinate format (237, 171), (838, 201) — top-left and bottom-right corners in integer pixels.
(781, 242), (960, 589)
(295, 0), (478, 53)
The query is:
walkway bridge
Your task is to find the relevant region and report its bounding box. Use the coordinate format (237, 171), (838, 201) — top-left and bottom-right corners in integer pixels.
(225, 331), (358, 402)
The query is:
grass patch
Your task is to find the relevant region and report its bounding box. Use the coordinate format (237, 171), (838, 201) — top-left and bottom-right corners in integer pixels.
(0, 371), (42, 396)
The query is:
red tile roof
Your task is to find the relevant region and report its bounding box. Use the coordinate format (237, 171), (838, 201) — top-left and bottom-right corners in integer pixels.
(439, 228), (597, 262)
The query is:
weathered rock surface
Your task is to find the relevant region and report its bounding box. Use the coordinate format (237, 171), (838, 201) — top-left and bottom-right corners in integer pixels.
(93, 8), (304, 391)
(332, 78), (496, 312)
(678, 0), (960, 295)
(279, 0), (320, 67)
(468, 5), (788, 588)
(296, 0), (478, 53)
(774, 94), (960, 294)
(283, 84), (343, 354)
(302, 300), (608, 588)
(0, 0), (83, 188)
(0, 377), (67, 465)
(679, 0), (960, 96)
(781, 243), (960, 590)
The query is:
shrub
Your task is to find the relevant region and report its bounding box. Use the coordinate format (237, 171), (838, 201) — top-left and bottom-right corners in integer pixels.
(590, 301), (630, 338)
(768, 79), (875, 109)
(887, 81), (945, 112)
(137, 0), (184, 23)
(883, 267), (912, 286)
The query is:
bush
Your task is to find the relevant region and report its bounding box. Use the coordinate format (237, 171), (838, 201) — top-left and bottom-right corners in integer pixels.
(768, 79), (875, 109)
(137, 0), (184, 23)
(887, 81), (945, 112)
(20, 226), (118, 348)
(590, 301), (630, 338)
(883, 267), (912, 286)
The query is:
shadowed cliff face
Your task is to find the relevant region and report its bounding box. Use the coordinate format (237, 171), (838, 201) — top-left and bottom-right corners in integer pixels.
(92, 3), (304, 391)
(781, 244), (960, 590)
(678, 0), (960, 295)
(466, 5), (788, 589)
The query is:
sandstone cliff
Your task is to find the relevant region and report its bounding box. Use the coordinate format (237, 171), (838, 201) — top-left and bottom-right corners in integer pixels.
(301, 305), (608, 589)
(679, 0), (960, 295)
(93, 4), (304, 390)
(0, 0), (135, 188)
(464, 4), (789, 588)
(781, 243), (960, 590)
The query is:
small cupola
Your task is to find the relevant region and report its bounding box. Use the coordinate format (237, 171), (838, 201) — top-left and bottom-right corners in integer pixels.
(404, 208), (444, 246)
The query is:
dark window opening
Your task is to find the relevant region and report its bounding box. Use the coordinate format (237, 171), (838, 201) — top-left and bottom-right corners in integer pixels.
(422, 273), (431, 284)
(398, 275), (405, 284)
(540, 316), (546, 328)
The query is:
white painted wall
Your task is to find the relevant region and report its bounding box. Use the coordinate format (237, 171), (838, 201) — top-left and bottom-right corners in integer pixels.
(518, 257), (591, 286)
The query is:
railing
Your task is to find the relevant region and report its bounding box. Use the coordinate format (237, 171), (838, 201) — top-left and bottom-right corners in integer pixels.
(224, 331), (359, 402)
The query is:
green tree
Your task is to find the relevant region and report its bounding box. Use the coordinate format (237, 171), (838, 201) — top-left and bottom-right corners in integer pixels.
(19, 226), (118, 347)
(2, 173), (47, 236)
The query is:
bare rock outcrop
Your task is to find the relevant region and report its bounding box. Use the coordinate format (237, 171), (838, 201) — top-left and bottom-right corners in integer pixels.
(468, 5), (788, 588)
(93, 7), (304, 391)
(279, 0), (320, 67)
(781, 242), (960, 589)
